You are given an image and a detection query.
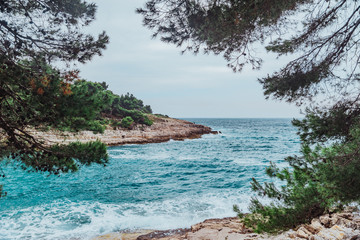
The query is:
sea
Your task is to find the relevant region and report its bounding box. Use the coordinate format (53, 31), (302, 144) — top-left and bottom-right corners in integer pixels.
(0, 118), (300, 240)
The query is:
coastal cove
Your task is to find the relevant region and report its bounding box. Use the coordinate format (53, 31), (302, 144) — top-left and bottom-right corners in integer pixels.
(0, 118), (300, 239)
(2, 1), (360, 239)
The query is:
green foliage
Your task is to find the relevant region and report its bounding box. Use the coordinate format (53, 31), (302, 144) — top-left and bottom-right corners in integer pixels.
(137, 0), (309, 72)
(0, 0), (159, 198)
(292, 103), (360, 144)
(121, 116), (134, 129)
(23, 68), (154, 133)
(17, 140), (108, 174)
(123, 109), (143, 123)
(143, 105), (153, 114)
(53, 141), (108, 167)
(238, 117), (360, 233)
(57, 117), (106, 134)
(240, 167), (326, 232)
(124, 110), (152, 126)
(116, 92), (153, 113)
(110, 119), (121, 129)
(138, 0), (359, 103)
(103, 101), (153, 126)
(0, 0), (110, 197)
(52, 79), (154, 131)
(57, 80), (114, 125)
(154, 113), (169, 118)
(138, 0), (360, 233)
(142, 115), (153, 126)
(105, 93), (153, 116)
(48, 79), (115, 133)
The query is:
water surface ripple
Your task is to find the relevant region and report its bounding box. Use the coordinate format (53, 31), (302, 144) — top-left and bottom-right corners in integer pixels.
(0, 118), (300, 239)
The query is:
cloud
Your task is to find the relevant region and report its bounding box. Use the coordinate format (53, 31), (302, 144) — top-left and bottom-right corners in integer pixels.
(77, 0), (302, 118)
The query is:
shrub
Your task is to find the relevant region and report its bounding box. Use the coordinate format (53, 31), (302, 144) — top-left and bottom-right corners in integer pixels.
(110, 119), (122, 129)
(57, 117), (105, 134)
(87, 120), (106, 134)
(239, 126), (360, 233)
(142, 115), (153, 126)
(154, 113), (169, 118)
(121, 116), (134, 129)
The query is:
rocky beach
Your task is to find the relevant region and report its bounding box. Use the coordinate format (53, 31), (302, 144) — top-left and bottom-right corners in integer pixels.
(94, 207), (360, 240)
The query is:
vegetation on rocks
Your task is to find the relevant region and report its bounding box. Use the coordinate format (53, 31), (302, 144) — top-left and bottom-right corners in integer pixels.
(52, 78), (154, 133)
(120, 116), (134, 129)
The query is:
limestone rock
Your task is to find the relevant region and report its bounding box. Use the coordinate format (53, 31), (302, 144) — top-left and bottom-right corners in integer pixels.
(93, 230), (154, 240)
(310, 219), (325, 232)
(319, 214), (331, 227)
(317, 225), (347, 240)
(25, 116), (216, 147)
(296, 227), (311, 238)
(190, 217), (244, 232)
(284, 212), (360, 240)
(187, 217), (258, 240)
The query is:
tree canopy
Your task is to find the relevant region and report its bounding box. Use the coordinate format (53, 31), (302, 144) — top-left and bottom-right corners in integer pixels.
(138, 0), (360, 232)
(137, 0), (359, 102)
(0, 0), (110, 193)
(0, 1), (156, 197)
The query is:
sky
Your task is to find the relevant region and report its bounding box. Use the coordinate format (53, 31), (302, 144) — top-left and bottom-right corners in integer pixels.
(78, 0), (302, 118)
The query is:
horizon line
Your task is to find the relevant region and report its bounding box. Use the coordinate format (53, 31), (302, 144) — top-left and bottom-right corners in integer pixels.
(173, 116), (302, 119)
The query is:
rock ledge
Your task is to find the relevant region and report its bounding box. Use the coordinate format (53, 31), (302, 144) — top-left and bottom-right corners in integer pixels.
(27, 117), (216, 146)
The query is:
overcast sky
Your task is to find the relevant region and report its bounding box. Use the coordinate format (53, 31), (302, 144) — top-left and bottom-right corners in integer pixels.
(78, 1), (302, 118)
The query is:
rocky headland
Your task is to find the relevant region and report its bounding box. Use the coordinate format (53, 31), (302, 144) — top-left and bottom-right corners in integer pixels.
(27, 116), (217, 146)
(94, 207), (360, 240)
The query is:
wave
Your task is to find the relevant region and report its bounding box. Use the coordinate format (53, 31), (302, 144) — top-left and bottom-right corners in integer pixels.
(0, 190), (252, 240)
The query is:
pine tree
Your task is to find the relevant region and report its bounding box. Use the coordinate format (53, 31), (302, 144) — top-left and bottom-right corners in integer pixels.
(138, 0), (360, 231)
(0, 1), (109, 195)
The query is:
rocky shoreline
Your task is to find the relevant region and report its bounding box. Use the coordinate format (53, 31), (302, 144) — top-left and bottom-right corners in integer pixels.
(94, 208), (360, 240)
(27, 116), (217, 146)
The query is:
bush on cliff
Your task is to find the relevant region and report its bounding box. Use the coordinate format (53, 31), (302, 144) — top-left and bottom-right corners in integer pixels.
(57, 117), (106, 134)
(121, 116), (134, 129)
(104, 104), (153, 126)
(110, 120), (122, 129)
(117, 92), (153, 114)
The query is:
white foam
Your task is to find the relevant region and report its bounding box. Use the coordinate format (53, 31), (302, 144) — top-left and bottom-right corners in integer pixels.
(0, 191), (252, 240)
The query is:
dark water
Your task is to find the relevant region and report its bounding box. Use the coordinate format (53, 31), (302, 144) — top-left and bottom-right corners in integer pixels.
(0, 118), (300, 239)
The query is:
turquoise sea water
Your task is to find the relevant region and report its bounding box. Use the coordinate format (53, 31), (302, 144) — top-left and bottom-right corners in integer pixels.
(0, 118), (300, 239)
